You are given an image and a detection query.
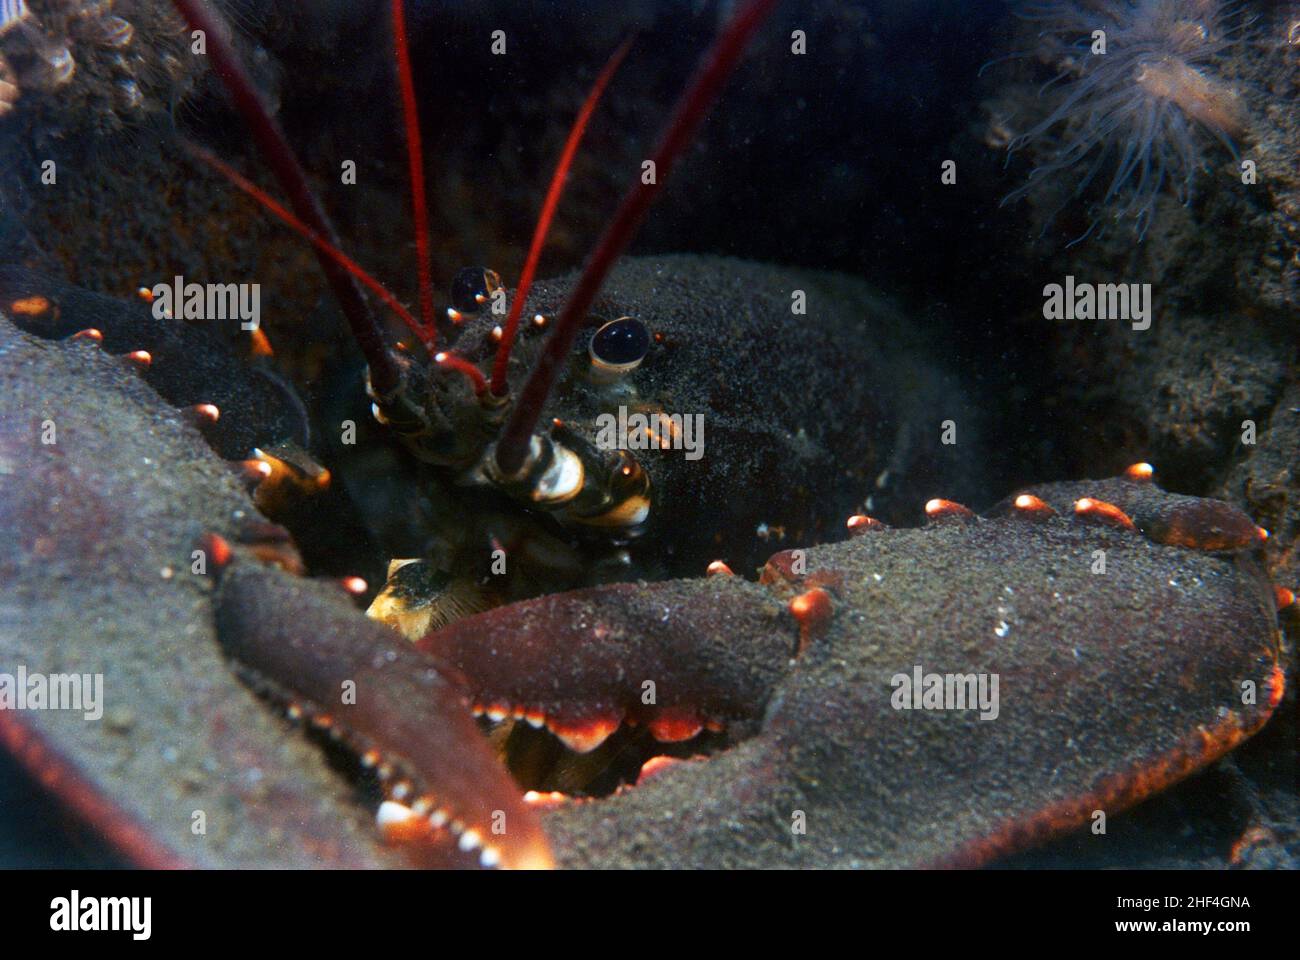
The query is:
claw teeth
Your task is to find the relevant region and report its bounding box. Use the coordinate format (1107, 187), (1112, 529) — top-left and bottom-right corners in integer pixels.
(10, 296), (53, 318)
(377, 800), (458, 845)
(199, 532), (232, 570)
(523, 708), (546, 728)
(376, 800), (421, 840)
(846, 514), (885, 534)
(249, 327), (274, 357)
(376, 800), (411, 826)
(523, 790), (570, 809)
(479, 846), (502, 869)
(458, 829), (483, 853)
(637, 755), (684, 783)
(1011, 494), (1055, 520)
(485, 703), (509, 723)
(549, 716), (621, 753)
(239, 458), (273, 483)
(925, 498), (974, 521)
(185, 402), (221, 426)
(1073, 497), (1136, 531)
(647, 712), (704, 743)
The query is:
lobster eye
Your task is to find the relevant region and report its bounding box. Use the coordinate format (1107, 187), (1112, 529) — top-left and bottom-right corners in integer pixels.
(589, 317), (649, 376)
(449, 266), (501, 314)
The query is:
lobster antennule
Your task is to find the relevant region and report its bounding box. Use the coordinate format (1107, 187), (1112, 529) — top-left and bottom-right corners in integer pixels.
(391, 0), (437, 341)
(168, 0), (402, 394)
(490, 36), (634, 397)
(183, 142), (428, 346)
(492, 0), (780, 476)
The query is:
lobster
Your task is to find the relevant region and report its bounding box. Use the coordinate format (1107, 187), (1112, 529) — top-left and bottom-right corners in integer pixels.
(0, 0), (1291, 868)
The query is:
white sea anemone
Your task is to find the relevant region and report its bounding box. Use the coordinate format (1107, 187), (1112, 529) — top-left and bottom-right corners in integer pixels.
(1001, 0), (1252, 242)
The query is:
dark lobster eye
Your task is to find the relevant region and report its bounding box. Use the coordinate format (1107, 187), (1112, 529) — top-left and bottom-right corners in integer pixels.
(589, 316), (650, 376)
(449, 266), (501, 314)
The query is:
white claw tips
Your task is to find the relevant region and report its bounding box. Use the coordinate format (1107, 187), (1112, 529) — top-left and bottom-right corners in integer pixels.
(376, 800), (416, 832)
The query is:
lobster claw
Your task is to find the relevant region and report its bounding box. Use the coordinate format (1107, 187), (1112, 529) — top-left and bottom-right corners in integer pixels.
(419, 578), (797, 753)
(213, 558), (553, 870)
(419, 472), (1286, 869)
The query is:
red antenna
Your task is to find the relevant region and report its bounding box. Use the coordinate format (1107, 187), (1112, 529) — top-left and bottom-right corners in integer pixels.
(391, 0), (437, 340)
(489, 36), (633, 397)
(493, 0), (780, 476)
(169, 0), (402, 395)
(183, 142), (425, 343)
